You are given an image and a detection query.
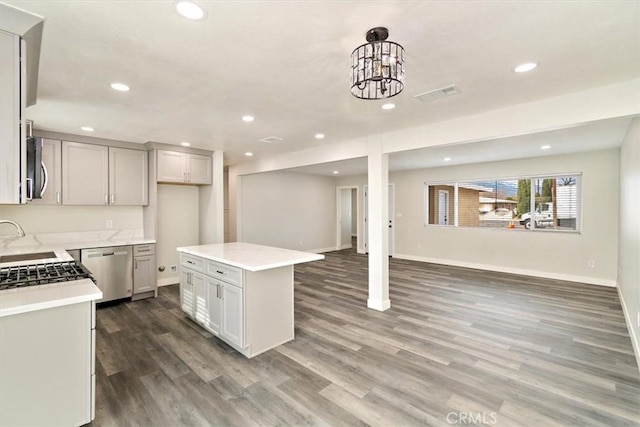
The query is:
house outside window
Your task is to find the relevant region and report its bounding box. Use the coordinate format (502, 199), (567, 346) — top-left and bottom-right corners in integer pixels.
(425, 174), (581, 232)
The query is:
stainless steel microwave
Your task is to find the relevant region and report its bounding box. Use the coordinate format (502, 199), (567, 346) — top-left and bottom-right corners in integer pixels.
(25, 136), (44, 200)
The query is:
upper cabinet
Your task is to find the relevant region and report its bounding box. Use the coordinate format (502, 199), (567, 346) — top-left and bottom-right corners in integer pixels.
(62, 141), (109, 205)
(62, 141), (148, 206)
(157, 150), (211, 185)
(30, 138), (62, 205)
(109, 147), (148, 205)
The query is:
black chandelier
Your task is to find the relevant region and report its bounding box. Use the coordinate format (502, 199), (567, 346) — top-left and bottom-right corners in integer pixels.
(350, 27), (405, 100)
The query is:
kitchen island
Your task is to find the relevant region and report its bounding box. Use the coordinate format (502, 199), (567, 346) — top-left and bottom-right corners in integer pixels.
(177, 242), (324, 358)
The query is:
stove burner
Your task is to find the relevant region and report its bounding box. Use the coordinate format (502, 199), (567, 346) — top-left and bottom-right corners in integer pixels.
(0, 261), (93, 290)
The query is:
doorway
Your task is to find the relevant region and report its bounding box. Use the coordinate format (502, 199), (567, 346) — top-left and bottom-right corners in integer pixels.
(363, 184), (395, 256)
(336, 186), (358, 250)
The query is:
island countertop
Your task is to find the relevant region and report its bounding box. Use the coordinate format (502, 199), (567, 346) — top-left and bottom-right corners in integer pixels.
(176, 242), (324, 272)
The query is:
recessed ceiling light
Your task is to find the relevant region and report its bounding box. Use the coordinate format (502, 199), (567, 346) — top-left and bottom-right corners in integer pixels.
(443, 157), (452, 161)
(242, 115), (254, 122)
(315, 133), (325, 139)
(381, 103), (396, 110)
(180, 142), (191, 147)
(514, 62), (538, 73)
(175, 1), (205, 20)
(540, 145), (551, 150)
(110, 82), (130, 92)
(80, 126), (94, 132)
(333, 171), (339, 175)
(245, 152), (253, 157)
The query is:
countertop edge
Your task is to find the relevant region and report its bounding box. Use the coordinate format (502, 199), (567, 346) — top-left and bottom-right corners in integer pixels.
(176, 247), (325, 272)
(0, 280), (103, 318)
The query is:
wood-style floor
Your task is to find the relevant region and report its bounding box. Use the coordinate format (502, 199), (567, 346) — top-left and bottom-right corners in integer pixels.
(91, 246), (640, 426)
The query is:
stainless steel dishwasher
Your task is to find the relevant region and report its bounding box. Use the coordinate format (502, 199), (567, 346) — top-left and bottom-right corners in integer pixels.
(81, 246), (133, 303)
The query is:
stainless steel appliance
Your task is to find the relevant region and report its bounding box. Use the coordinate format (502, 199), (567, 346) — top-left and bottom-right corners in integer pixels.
(81, 246), (133, 302)
(26, 136), (45, 200)
(0, 260), (93, 290)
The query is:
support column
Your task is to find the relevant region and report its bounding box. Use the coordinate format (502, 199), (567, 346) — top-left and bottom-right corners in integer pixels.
(367, 141), (391, 311)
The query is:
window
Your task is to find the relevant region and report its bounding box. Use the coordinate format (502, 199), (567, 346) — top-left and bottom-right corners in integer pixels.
(424, 174), (580, 232)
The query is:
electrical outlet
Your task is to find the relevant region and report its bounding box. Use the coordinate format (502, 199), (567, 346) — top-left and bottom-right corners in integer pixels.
(587, 260), (595, 268)
(170, 265), (177, 273)
(106, 220), (113, 229)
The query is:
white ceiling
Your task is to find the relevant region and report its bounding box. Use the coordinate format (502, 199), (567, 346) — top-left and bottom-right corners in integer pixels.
(285, 117), (634, 176)
(7, 1), (640, 166)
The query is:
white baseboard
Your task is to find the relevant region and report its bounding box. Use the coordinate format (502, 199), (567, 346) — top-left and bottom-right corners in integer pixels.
(367, 298), (391, 311)
(158, 277), (179, 287)
(340, 244), (353, 250)
(309, 246), (338, 254)
(393, 253), (617, 287)
(618, 287), (640, 373)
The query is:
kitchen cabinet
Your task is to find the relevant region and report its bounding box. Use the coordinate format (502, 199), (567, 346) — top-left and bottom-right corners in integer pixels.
(109, 147), (148, 205)
(0, 31), (24, 204)
(205, 277), (222, 334)
(176, 243), (325, 358)
(30, 138), (62, 205)
(221, 279), (243, 348)
(157, 150), (211, 185)
(62, 141), (109, 205)
(62, 141), (148, 206)
(0, 301), (96, 426)
(133, 244), (156, 298)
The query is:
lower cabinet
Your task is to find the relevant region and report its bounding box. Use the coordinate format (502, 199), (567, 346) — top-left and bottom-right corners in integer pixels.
(133, 255), (155, 294)
(179, 253), (293, 358)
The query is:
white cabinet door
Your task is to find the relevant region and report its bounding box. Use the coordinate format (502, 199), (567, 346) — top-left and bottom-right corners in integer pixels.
(186, 154), (211, 184)
(30, 138), (61, 205)
(221, 283), (243, 348)
(109, 147), (148, 205)
(157, 150), (185, 183)
(180, 269), (194, 316)
(192, 272), (207, 326)
(133, 255), (155, 294)
(205, 278), (222, 334)
(62, 141), (109, 205)
(0, 32), (23, 204)
(109, 147), (148, 206)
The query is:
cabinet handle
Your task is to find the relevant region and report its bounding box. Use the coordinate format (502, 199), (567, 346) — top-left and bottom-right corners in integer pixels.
(216, 270), (226, 275)
(187, 260), (194, 265)
(216, 284), (220, 298)
(183, 172), (187, 182)
(56, 191), (61, 204)
(187, 172), (191, 182)
(134, 259), (138, 269)
(111, 193), (115, 204)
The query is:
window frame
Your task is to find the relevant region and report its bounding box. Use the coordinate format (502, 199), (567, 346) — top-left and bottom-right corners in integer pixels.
(424, 173), (582, 233)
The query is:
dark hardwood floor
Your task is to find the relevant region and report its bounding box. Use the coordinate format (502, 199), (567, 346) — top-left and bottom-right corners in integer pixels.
(91, 247), (640, 426)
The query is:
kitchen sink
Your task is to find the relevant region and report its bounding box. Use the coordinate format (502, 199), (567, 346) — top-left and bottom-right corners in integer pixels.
(0, 251), (57, 263)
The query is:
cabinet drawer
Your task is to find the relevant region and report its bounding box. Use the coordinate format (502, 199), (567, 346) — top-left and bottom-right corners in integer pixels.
(206, 260), (243, 287)
(133, 244), (155, 256)
(181, 254), (204, 272)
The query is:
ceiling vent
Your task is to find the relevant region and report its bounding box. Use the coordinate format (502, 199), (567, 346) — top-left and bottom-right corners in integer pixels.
(414, 84), (460, 103)
(258, 136), (283, 143)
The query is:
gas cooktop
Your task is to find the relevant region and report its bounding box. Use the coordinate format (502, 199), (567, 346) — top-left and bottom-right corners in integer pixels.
(0, 261), (93, 291)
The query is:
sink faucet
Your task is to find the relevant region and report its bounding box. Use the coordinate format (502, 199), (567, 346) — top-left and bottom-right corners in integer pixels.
(0, 220), (26, 237)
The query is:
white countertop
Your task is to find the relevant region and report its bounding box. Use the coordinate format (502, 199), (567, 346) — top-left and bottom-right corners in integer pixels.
(0, 229), (155, 257)
(177, 242), (324, 271)
(0, 279), (102, 317)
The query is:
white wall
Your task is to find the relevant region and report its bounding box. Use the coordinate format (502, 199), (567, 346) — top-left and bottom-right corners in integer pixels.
(240, 171), (336, 252)
(338, 149), (619, 286)
(351, 188), (357, 236)
(618, 117), (640, 369)
(340, 188), (351, 248)
(156, 184), (199, 285)
(0, 204), (142, 234)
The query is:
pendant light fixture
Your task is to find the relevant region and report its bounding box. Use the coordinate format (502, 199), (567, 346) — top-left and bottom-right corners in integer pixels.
(350, 27), (405, 100)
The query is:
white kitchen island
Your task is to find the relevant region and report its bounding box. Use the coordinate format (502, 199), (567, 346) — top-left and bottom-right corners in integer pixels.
(177, 242), (324, 358)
